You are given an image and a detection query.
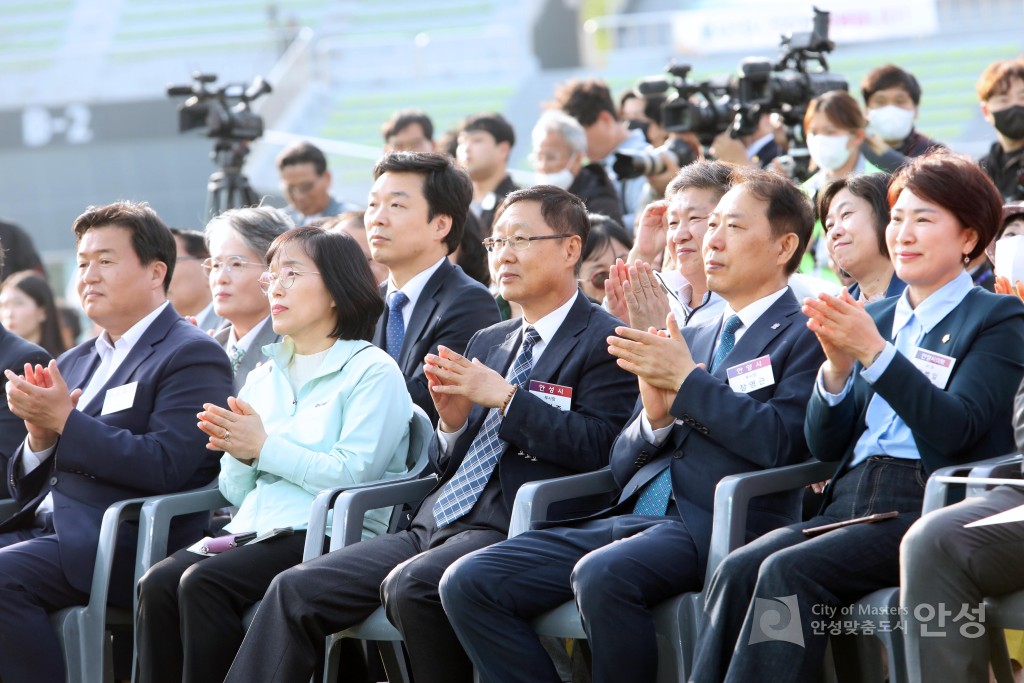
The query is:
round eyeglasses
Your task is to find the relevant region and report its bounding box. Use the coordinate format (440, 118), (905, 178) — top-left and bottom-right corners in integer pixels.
(201, 257), (264, 276)
(258, 267), (322, 293)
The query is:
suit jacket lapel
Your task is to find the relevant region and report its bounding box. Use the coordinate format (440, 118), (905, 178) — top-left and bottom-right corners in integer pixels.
(527, 294), (588, 384)
(65, 345), (101, 394)
(82, 306), (176, 417)
(400, 261), (451, 370)
(711, 290), (799, 380)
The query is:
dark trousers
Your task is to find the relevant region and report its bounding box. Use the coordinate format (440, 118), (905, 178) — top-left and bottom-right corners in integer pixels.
(224, 517), (506, 683)
(136, 531), (306, 683)
(690, 457), (926, 683)
(901, 485), (1024, 682)
(0, 535), (91, 683)
(440, 515), (701, 683)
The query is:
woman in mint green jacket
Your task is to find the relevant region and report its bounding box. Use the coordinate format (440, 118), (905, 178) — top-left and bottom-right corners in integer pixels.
(136, 226), (413, 683)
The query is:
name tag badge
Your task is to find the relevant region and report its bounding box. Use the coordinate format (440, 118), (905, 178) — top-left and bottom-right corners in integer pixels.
(101, 381), (138, 416)
(726, 355), (775, 394)
(528, 380), (572, 411)
(911, 347), (956, 389)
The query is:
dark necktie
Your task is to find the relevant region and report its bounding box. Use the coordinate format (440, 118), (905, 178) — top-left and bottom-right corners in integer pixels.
(710, 314), (743, 373)
(385, 291), (409, 361)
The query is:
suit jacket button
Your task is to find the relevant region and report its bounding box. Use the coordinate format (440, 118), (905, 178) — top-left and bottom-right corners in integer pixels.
(673, 450), (683, 459)
(49, 477), (58, 486)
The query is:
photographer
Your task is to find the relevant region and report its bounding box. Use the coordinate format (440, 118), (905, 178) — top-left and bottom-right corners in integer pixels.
(977, 58), (1024, 201)
(860, 64), (946, 173)
(709, 111), (783, 169)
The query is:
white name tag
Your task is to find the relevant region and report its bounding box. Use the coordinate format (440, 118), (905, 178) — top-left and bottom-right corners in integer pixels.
(726, 355), (775, 394)
(101, 381), (138, 416)
(911, 347), (956, 389)
(529, 380), (572, 411)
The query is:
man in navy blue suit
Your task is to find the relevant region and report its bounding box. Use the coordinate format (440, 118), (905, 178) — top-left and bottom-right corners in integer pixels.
(225, 185), (638, 683)
(440, 166), (827, 683)
(0, 201), (233, 683)
(368, 152), (501, 425)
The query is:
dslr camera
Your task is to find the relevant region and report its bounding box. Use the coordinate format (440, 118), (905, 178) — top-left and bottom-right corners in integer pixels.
(167, 72), (271, 141)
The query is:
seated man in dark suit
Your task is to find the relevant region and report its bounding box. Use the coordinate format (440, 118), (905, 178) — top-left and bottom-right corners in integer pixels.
(0, 241), (51, 499)
(368, 152), (501, 424)
(225, 186), (639, 683)
(0, 201), (234, 683)
(440, 167), (826, 683)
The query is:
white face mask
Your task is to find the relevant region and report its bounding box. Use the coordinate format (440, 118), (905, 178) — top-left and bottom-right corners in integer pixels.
(868, 106), (915, 142)
(533, 167), (575, 190)
(807, 133), (852, 172)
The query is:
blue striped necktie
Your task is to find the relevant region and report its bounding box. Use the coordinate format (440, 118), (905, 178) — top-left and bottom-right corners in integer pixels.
(432, 328), (541, 528)
(710, 314), (742, 373)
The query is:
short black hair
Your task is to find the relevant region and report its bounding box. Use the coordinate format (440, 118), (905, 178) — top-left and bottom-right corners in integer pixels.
(276, 141), (329, 176)
(492, 186), (590, 274)
(861, 64), (923, 106)
(817, 173), (891, 257)
(582, 213), (632, 263)
(265, 227), (383, 342)
(382, 109), (434, 142)
(372, 152), (472, 255)
(460, 112), (516, 148)
(170, 227), (209, 259)
(729, 168), (814, 275)
(72, 201), (176, 291)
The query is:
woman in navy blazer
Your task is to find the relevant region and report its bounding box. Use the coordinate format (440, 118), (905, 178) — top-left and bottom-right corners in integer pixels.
(690, 153), (1024, 683)
(135, 227), (413, 683)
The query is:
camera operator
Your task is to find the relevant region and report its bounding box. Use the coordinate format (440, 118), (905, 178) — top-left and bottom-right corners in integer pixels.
(552, 78), (661, 231)
(977, 58), (1024, 202)
(799, 91), (884, 280)
(860, 64), (946, 173)
(708, 111), (783, 169)
(530, 111), (623, 225)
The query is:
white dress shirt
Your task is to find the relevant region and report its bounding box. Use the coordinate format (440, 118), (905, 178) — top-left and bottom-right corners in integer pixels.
(385, 256), (447, 329)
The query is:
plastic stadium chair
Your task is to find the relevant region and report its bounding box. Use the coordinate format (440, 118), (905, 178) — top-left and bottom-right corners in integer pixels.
(134, 404), (434, 680)
(515, 459), (837, 683)
(828, 453), (1023, 683)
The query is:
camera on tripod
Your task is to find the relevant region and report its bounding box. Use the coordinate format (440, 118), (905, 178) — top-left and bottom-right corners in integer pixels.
(634, 7), (847, 178)
(167, 72), (273, 218)
(167, 72), (271, 141)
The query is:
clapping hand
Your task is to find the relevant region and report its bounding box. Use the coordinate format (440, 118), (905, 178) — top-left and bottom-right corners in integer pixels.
(198, 397), (267, 463)
(425, 346), (509, 433)
(995, 275), (1024, 301)
(4, 361), (81, 451)
(802, 290), (886, 392)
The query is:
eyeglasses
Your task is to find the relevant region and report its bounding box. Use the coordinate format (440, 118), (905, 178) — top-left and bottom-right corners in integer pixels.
(258, 267), (322, 293)
(202, 257), (264, 276)
(482, 234), (572, 253)
(585, 269), (611, 289)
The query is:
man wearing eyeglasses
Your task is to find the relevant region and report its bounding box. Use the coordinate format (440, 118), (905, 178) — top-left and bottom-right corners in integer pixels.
(276, 141), (359, 226)
(225, 185), (638, 683)
(366, 152), (500, 426)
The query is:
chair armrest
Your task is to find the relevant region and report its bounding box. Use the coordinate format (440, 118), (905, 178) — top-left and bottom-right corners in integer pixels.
(89, 497), (148, 613)
(924, 454), (1024, 514)
(508, 468), (617, 538)
(137, 484), (227, 571)
(924, 475), (1024, 514)
(331, 476), (438, 549)
(706, 459), (835, 581)
(970, 453), (1023, 480)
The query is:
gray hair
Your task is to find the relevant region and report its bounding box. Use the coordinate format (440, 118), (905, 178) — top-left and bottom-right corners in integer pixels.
(204, 206), (293, 263)
(531, 110), (587, 157)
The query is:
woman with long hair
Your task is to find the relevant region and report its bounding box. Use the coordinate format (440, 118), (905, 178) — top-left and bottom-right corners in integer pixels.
(0, 270), (67, 357)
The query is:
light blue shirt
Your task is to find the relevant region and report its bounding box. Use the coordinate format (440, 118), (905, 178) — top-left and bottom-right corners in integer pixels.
(220, 337), (413, 539)
(817, 270), (974, 468)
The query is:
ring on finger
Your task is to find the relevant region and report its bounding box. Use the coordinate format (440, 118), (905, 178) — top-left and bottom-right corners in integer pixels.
(224, 430), (231, 442)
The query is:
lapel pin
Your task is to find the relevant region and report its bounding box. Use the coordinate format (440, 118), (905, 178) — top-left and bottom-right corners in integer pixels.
(941, 334), (950, 343)
(770, 323), (780, 330)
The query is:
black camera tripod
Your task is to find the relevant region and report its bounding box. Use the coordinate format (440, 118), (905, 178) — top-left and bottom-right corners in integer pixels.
(206, 139), (261, 219)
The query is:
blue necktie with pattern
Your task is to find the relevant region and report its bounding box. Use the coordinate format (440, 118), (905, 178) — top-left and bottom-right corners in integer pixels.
(386, 291), (409, 361)
(632, 314), (745, 516)
(433, 327), (541, 528)
(710, 314), (743, 373)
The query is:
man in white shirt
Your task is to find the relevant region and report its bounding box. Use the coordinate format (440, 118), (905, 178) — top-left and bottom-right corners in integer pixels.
(0, 201), (233, 683)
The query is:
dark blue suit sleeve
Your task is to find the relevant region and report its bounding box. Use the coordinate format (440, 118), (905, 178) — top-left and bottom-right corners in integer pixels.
(53, 336), (233, 494)
(1, 347), (52, 494)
